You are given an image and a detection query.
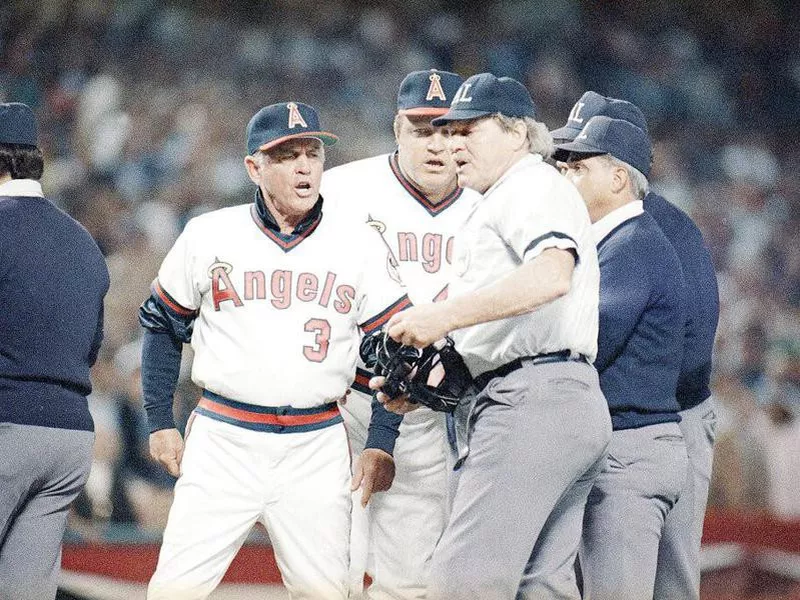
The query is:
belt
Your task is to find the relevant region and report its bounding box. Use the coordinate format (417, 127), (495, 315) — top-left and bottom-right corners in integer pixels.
(473, 350), (590, 391)
(195, 389), (343, 434)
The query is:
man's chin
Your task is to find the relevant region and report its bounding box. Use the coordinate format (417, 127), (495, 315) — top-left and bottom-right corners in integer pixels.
(418, 171), (458, 194)
(456, 172), (479, 192)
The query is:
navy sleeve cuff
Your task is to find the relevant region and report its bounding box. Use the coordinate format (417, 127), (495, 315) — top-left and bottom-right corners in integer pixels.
(141, 329), (183, 433)
(365, 397), (403, 455)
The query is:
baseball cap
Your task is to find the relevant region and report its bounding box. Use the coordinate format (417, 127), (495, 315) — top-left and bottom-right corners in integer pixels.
(397, 69), (464, 116)
(550, 91), (648, 142)
(431, 73), (537, 125)
(555, 116), (652, 177)
(0, 102), (38, 146)
(246, 102), (337, 155)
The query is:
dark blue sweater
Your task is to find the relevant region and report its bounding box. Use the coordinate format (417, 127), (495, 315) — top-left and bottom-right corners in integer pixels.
(0, 193), (109, 432)
(644, 192), (719, 410)
(595, 211), (685, 430)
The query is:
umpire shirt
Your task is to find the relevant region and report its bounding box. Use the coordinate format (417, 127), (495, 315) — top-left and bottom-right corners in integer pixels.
(449, 154), (600, 377)
(592, 200), (686, 430)
(0, 179), (109, 432)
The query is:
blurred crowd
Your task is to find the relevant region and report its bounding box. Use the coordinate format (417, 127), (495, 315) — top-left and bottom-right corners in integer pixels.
(1, 0), (798, 538)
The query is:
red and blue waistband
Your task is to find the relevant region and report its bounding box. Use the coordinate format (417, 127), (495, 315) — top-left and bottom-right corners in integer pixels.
(195, 389), (342, 433)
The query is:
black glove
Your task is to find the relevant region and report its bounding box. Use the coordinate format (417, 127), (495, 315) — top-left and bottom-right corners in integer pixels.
(371, 331), (472, 413)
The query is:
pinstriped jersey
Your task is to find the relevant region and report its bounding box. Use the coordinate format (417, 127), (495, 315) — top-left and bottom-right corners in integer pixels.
(154, 201), (409, 409)
(450, 154), (600, 377)
(322, 153), (479, 305)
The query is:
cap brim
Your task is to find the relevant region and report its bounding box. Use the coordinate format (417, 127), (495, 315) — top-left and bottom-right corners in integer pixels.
(398, 107), (450, 116)
(257, 131), (338, 153)
(549, 125), (582, 142)
(553, 139), (606, 156)
(430, 109), (493, 126)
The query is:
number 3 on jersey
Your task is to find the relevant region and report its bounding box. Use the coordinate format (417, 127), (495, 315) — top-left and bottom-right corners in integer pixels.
(303, 318), (330, 362)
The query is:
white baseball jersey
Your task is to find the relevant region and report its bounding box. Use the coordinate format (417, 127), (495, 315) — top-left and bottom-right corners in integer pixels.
(322, 153), (479, 306)
(450, 153), (600, 377)
(154, 201), (409, 408)
(323, 153), (479, 408)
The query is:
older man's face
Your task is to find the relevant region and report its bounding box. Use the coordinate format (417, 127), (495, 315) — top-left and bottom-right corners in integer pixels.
(558, 154), (615, 223)
(444, 117), (520, 194)
(245, 137), (324, 221)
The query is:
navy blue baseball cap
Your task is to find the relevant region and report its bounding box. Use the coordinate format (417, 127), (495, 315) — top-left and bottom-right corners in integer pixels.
(550, 91), (648, 142)
(431, 73), (536, 125)
(246, 102), (337, 155)
(555, 116), (652, 177)
(0, 102), (38, 146)
(397, 69), (464, 116)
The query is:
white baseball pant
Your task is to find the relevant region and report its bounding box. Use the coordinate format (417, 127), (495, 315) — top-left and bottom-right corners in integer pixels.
(147, 413), (351, 600)
(342, 391), (449, 600)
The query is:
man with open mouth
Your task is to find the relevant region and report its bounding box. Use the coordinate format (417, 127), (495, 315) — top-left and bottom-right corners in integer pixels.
(139, 101), (410, 599)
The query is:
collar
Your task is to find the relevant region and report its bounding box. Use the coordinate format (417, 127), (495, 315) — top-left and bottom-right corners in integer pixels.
(0, 179), (44, 198)
(388, 152), (462, 216)
(483, 153), (543, 198)
(251, 187), (324, 252)
(253, 187), (323, 235)
(592, 200), (644, 246)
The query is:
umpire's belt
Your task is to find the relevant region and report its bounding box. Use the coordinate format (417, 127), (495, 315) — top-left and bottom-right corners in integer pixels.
(473, 350), (591, 391)
(196, 389), (343, 433)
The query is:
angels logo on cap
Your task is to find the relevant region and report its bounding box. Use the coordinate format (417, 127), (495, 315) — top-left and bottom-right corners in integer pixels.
(396, 69), (464, 116)
(426, 73), (447, 102)
(287, 102), (308, 129)
(246, 102), (338, 155)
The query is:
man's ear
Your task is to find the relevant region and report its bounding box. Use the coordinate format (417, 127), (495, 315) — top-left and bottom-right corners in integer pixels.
(610, 164), (628, 195)
(512, 120), (528, 151)
(244, 155), (261, 186)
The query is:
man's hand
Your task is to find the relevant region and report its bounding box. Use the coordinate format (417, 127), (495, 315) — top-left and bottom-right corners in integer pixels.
(386, 304), (452, 348)
(369, 375), (422, 414)
(351, 448), (396, 507)
(149, 428), (184, 477)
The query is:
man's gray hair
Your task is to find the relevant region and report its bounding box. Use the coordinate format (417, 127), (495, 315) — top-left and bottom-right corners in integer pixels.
(493, 113), (554, 159)
(602, 154), (649, 200)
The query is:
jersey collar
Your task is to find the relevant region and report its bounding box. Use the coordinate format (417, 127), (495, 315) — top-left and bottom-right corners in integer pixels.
(251, 188), (323, 252)
(388, 153), (462, 216)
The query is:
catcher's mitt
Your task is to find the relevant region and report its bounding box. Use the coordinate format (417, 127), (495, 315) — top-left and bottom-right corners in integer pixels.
(364, 331), (472, 413)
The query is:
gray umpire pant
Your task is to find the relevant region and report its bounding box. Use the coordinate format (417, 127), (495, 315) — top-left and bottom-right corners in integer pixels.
(0, 422), (94, 600)
(430, 360), (612, 600)
(654, 397), (717, 600)
(580, 422), (688, 600)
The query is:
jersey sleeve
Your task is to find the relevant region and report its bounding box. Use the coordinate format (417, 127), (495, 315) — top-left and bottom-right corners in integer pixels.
(154, 220), (202, 312)
(494, 175), (583, 264)
(355, 223), (412, 334)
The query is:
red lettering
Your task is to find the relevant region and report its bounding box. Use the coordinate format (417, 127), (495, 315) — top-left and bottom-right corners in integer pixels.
(303, 318), (330, 362)
(244, 271), (266, 300)
(271, 270), (292, 309)
(446, 236), (454, 264)
(212, 267), (244, 310)
(334, 285), (355, 314)
(421, 233), (442, 273)
(397, 232), (418, 262)
(297, 273), (319, 302)
(319, 272), (336, 307)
